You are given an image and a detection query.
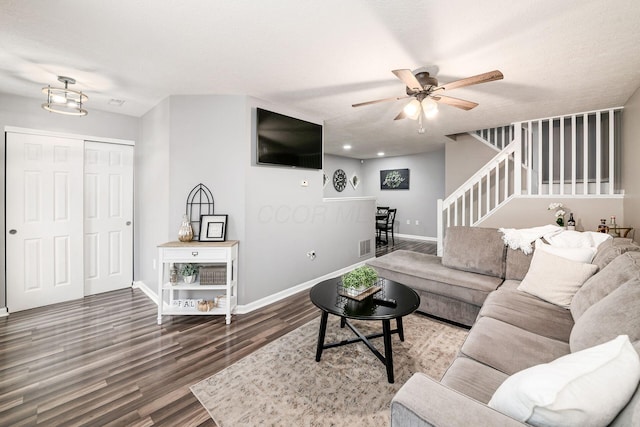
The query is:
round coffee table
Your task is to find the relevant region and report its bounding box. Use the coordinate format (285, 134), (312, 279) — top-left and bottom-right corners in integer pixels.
(309, 277), (420, 383)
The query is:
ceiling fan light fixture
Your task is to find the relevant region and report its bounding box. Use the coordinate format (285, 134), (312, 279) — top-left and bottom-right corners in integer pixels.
(41, 76), (88, 116)
(403, 99), (421, 120)
(421, 97), (438, 118)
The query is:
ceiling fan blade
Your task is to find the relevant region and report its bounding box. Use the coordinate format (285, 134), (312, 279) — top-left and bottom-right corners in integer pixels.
(432, 95), (479, 110)
(392, 69), (422, 92)
(394, 109), (407, 120)
(352, 95), (409, 108)
(435, 70), (503, 92)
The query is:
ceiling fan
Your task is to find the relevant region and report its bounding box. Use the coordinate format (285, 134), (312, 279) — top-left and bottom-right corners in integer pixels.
(352, 68), (503, 133)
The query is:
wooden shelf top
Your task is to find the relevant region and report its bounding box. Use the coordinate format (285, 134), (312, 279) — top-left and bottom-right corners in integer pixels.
(158, 240), (239, 248)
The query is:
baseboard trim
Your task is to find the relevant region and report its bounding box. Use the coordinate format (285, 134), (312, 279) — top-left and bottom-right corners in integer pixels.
(133, 281), (160, 305)
(236, 257), (374, 314)
(0, 307), (8, 317)
(395, 233), (437, 242)
(134, 258), (375, 316)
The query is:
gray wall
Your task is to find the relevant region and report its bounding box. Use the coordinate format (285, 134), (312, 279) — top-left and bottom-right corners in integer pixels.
(623, 87), (640, 243)
(136, 97), (171, 288)
(323, 154), (365, 197)
(445, 133), (497, 196)
(360, 150), (445, 239)
(137, 95), (375, 306)
(0, 92), (139, 311)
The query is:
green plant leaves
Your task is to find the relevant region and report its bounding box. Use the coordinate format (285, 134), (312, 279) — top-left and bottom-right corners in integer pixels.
(342, 265), (378, 289)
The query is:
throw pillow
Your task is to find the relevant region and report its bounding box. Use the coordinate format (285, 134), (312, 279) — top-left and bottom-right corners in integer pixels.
(570, 278), (640, 352)
(534, 239), (597, 263)
(517, 248), (598, 308)
(488, 335), (640, 427)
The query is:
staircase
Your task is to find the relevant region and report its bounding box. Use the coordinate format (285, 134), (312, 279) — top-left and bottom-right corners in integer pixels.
(437, 107), (624, 255)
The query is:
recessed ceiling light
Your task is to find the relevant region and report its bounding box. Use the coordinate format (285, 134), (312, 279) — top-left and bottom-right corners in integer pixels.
(377, 152), (385, 156)
(108, 99), (125, 106)
(343, 144), (352, 150)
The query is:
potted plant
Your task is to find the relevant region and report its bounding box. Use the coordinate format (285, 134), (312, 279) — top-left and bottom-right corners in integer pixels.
(180, 263), (198, 284)
(341, 265), (379, 296)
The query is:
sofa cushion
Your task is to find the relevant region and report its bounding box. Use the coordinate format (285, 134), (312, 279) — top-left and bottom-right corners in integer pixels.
(460, 316), (570, 375)
(442, 226), (506, 278)
(479, 288), (574, 342)
(441, 356), (509, 404)
(591, 237), (640, 271)
(517, 248), (598, 308)
(535, 238), (597, 263)
(571, 251), (640, 320)
(367, 250), (503, 306)
(570, 279), (640, 352)
(488, 335), (640, 427)
(505, 247), (533, 281)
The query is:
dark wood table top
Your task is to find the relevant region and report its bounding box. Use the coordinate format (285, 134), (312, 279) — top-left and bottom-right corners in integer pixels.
(310, 277), (420, 321)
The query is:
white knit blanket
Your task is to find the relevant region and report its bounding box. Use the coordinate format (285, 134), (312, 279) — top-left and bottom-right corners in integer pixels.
(498, 224), (562, 254)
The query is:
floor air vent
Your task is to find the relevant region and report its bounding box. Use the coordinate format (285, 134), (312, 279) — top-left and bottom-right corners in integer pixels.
(359, 239), (372, 257)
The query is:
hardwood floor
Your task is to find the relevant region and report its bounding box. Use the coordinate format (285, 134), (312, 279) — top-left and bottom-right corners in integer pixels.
(376, 236), (437, 258)
(0, 237), (434, 426)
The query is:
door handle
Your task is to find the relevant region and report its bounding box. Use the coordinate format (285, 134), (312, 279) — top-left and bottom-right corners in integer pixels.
(9, 229), (17, 235)
(126, 221), (132, 226)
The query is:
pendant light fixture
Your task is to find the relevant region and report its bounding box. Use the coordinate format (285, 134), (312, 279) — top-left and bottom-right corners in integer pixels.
(42, 76), (88, 116)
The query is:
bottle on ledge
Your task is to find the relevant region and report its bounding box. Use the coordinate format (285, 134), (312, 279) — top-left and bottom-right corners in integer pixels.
(567, 213), (576, 231)
(598, 219), (609, 233)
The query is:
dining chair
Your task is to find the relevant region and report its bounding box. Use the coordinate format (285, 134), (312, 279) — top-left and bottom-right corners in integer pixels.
(376, 208), (396, 245)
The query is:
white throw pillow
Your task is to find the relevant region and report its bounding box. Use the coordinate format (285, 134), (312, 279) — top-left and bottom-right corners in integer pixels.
(517, 248), (598, 308)
(488, 335), (640, 427)
(534, 239), (597, 263)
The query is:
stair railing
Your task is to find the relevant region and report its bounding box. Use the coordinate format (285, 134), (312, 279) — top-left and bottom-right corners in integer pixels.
(437, 107), (623, 255)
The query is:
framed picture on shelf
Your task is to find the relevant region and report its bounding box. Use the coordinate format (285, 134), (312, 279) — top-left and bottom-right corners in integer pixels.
(380, 168), (410, 190)
(198, 214), (228, 242)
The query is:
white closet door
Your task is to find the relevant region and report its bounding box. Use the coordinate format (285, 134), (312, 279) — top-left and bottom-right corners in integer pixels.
(6, 132), (84, 311)
(84, 141), (133, 295)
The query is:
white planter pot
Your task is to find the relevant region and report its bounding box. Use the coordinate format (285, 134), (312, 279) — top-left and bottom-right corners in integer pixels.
(183, 275), (196, 284)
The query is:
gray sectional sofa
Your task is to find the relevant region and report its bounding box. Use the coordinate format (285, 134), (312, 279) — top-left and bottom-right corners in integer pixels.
(367, 227), (640, 426)
(367, 227), (524, 327)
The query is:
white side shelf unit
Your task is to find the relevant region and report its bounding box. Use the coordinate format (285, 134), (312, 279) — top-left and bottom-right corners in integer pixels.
(157, 240), (239, 325)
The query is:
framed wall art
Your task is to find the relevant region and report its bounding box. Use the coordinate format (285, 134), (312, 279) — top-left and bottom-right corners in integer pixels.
(198, 214), (228, 242)
(380, 168), (410, 190)
(350, 173), (360, 189)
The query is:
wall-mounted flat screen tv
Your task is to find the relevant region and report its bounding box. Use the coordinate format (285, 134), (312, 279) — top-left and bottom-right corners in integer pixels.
(256, 108), (323, 170)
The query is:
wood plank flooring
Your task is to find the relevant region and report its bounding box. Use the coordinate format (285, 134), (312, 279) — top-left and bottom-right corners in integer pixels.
(0, 237), (435, 426)
(376, 236), (436, 258)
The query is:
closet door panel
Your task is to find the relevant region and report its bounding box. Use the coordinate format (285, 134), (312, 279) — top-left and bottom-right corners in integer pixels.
(6, 132), (84, 311)
(83, 141), (133, 295)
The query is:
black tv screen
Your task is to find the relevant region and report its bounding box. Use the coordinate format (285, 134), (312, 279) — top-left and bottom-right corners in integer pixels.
(256, 108), (323, 170)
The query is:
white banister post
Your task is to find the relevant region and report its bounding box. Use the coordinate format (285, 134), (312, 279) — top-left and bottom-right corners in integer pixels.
(596, 110), (602, 195)
(609, 109), (615, 195)
(513, 122), (522, 196)
(437, 198), (444, 256)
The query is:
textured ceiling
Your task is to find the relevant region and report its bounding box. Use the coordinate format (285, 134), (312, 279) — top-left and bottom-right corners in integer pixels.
(1, 0), (639, 159)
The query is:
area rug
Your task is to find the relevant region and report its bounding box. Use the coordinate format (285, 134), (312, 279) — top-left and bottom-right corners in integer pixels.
(191, 314), (468, 426)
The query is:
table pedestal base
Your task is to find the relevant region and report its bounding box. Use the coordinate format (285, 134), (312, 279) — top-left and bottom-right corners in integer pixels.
(314, 311), (405, 383)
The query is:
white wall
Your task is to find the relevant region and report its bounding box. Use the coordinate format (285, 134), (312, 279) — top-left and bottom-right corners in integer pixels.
(361, 150), (445, 239)
(622, 87), (640, 242)
(0, 92), (139, 310)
